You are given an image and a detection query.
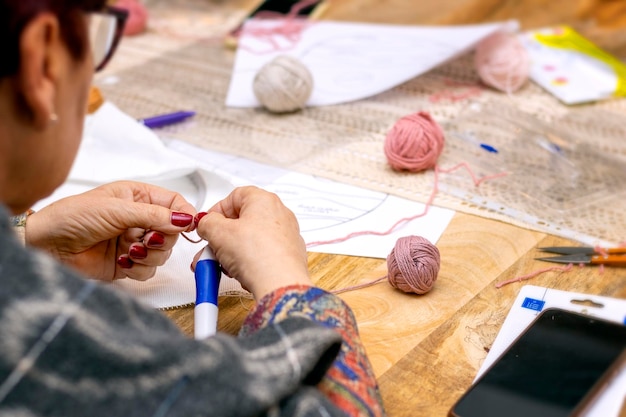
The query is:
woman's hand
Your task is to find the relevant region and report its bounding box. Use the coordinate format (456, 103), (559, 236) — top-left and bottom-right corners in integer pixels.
(25, 181), (197, 281)
(194, 186), (312, 300)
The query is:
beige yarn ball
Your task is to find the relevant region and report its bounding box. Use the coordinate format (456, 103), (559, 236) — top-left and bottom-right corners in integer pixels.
(253, 55), (313, 113)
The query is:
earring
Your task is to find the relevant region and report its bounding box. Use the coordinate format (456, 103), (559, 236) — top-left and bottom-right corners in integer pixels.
(49, 113), (59, 123)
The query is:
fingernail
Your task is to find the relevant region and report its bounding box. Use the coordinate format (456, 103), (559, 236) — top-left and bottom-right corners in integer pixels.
(194, 211), (208, 229)
(117, 255), (133, 269)
(147, 232), (165, 247)
(129, 245), (148, 259)
(171, 212), (193, 227)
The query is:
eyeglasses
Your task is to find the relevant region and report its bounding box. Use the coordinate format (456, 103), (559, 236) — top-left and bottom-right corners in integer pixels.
(88, 6), (128, 72)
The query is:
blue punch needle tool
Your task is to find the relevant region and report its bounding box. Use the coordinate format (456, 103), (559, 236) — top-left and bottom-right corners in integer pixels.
(194, 245), (221, 339)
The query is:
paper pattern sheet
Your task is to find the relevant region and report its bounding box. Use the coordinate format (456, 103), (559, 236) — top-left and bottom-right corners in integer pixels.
(166, 139), (455, 259)
(227, 20), (514, 107)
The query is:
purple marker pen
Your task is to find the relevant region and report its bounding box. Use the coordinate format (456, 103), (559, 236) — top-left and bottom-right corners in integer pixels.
(139, 111), (195, 129)
(194, 245), (221, 340)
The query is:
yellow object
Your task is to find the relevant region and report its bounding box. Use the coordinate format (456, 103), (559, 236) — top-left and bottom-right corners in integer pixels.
(87, 86), (105, 114)
(533, 25), (626, 97)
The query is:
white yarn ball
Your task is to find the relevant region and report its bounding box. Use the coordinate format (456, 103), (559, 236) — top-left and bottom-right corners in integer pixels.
(253, 55), (313, 113)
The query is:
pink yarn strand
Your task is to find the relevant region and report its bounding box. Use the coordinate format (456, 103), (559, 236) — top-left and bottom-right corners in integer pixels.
(238, 0), (318, 54)
(438, 162), (508, 186)
(306, 163), (507, 248)
(332, 276), (387, 295)
(306, 169), (437, 248)
(429, 79), (484, 103)
(495, 263), (574, 289)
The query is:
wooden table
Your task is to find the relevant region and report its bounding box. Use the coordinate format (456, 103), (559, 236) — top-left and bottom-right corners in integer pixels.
(165, 213), (625, 415)
(139, 0), (626, 415)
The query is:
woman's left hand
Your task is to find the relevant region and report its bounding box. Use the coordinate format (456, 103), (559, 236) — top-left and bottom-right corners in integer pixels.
(25, 181), (197, 281)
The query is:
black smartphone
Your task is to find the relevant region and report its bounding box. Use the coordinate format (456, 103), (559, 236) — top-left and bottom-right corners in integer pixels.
(226, 0), (325, 47)
(449, 308), (626, 417)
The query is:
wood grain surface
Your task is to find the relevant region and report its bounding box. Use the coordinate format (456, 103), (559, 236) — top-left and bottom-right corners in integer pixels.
(165, 211), (626, 415)
(377, 233), (626, 416)
(145, 0), (626, 415)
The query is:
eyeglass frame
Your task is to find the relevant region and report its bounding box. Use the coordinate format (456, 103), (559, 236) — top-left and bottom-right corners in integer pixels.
(90, 6), (128, 72)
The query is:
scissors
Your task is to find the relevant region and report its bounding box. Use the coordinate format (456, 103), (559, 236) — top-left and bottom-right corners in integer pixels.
(536, 246), (626, 266)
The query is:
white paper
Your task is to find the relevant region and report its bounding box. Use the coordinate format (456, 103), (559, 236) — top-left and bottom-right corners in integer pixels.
(477, 285), (626, 417)
(72, 102), (198, 183)
(226, 20), (516, 107)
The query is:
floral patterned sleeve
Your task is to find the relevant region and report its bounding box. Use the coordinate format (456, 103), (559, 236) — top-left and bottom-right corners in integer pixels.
(240, 285), (386, 417)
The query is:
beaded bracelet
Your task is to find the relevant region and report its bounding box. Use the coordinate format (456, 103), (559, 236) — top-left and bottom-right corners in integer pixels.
(10, 209), (35, 227)
(10, 209), (35, 245)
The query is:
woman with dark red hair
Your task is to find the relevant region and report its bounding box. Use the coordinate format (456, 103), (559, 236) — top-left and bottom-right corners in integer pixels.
(0, 1), (384, 415)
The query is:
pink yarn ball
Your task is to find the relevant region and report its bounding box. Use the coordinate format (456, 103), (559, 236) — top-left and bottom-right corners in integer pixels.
(386, 235), (440, 295)
(474, 31), (530, 94)
(384, 111), (445, 172)
(116, 0), (149, 36)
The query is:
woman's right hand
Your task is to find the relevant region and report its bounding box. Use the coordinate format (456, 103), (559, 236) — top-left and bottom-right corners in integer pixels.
(194, 186), (312, 301)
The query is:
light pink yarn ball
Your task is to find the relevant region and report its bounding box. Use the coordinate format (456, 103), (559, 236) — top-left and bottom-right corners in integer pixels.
(384, 111), (445, 172)
(116, 0), (149, 36)
(474, 31), (530, 94)
(387, 235), (440, 295)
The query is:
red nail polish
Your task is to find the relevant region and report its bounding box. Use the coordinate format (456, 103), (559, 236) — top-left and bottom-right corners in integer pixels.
(147, 232), (165, 247)
(171, 212), (193, 227)
(194, 211), (208, 229)
(117, 255), (133, 269)
(129, 245), (148, 259)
